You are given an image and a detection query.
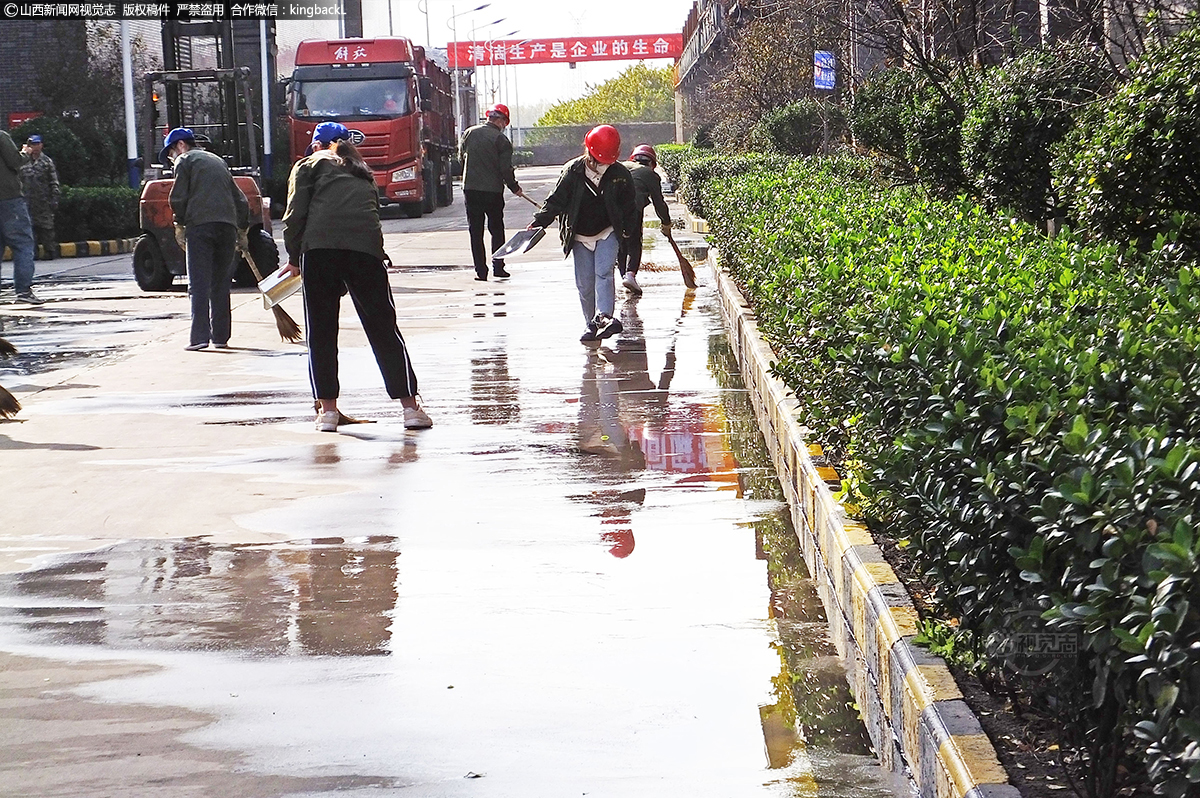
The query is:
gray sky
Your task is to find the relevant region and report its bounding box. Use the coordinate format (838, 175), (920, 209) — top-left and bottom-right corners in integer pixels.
(360, 0), (696, 118)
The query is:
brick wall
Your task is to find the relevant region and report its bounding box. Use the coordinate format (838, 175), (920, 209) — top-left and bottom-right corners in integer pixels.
(0, 21), (87, 128)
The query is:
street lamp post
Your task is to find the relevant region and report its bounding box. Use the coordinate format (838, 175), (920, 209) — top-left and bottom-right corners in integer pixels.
(448, 3), (491, 140)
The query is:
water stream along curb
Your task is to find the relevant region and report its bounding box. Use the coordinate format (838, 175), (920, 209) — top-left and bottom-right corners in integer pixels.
(703, 239), (1023, 798)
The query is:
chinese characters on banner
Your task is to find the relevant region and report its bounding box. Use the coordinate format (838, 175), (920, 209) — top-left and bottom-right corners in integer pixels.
(449, 34), (684, 68)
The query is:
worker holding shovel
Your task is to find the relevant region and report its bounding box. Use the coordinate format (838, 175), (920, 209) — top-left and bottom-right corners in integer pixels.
(280, 122), (433, 433)
(163, 127), (251, 351)
(528, 125), (639, 344)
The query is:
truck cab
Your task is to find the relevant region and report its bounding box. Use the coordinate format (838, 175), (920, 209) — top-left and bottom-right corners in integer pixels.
(288, 38), (455, 218)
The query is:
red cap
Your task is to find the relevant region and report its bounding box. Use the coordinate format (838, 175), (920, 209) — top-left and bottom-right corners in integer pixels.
(488, 103), (510, 121)
(630, 144), (657, 167)
(584, 125), (621, 165)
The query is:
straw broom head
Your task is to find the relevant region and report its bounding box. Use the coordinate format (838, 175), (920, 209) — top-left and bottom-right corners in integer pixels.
(0, 385), (20, 418)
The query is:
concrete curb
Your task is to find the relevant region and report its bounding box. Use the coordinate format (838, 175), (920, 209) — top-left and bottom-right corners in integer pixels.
(705, 246), (1020, 798)
(3, 238), (137, 262)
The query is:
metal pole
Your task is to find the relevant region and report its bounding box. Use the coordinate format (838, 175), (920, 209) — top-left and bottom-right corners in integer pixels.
(512, 65), (519, 146)
(388, 0), (394, 35)
(259, 20), (273, 180)
(452, 7), (461, 136)
(120, 21), (139, 187)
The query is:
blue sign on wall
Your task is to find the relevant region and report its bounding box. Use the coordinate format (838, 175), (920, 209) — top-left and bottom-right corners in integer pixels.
(814, 50), (836, 90)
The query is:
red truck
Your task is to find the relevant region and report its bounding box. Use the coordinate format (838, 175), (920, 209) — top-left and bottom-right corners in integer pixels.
(288, 37), (456, 218)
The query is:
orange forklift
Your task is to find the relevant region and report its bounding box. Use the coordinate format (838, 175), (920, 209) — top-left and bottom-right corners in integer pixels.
(133, 21), (278, 291)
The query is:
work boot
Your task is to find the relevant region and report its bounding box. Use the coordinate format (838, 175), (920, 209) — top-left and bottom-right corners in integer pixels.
(492, 260), (510, 278)
(475, 266), (488, 281)
(16, 291), (45, 305)
(622, 271), (642, 295)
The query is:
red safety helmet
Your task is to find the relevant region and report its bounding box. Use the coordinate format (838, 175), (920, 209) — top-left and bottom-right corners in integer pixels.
(584, 124), (621, 165)
(488, 103), (510, 122)
(630, 144), (657, 168)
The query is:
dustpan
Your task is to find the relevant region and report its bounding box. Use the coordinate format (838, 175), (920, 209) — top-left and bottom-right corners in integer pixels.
(492, 227), (546, 260)
(258, 266), (303, 309)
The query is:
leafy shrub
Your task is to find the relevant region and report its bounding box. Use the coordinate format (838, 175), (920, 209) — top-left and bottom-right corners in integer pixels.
(656, 143), (696, 186)
(849, 67), (919, 165)
(696, 154), (1200, 796)
(750, 99), (846, 156)
(56, 187), (139, 240)
(906, 76), (973, 200)
(9, 116), (89, 186)
(1058, 24), (1200, 259)
(512, 149), (534, 167)
(962, 46), (1114, 224)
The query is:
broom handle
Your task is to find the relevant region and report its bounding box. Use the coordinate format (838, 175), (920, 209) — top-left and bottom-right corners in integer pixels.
(237, 237), (266, 283)
(519, 193), (540, 208)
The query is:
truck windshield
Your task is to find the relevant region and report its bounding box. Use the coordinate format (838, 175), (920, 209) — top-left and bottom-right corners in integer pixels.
(292, 78), (410, 119)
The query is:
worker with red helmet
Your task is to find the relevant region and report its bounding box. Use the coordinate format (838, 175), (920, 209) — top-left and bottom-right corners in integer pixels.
(618, 144), (672, 295)
(529, 124), (638, 343)
(459, 103), (523, 281)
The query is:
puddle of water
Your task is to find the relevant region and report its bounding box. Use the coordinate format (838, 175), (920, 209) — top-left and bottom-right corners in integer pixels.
(0, 262), (906, 797)
(0, 537), (398, 657)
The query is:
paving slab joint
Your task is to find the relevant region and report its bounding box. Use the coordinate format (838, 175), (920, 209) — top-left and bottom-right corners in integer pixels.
(703, 236), (1022, 798)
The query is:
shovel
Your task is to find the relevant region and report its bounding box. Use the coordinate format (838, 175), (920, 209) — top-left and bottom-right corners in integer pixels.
(237, 241), (304, 343)
(493, 227), (547, 260)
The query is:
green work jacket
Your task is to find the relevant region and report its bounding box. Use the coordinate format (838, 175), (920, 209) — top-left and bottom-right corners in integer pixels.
(283, 150), (386, 264)
(169, 148), (250, 229)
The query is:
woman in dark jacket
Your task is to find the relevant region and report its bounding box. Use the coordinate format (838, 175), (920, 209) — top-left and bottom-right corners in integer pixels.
(281, 122), (432, 432)
(530, 125), (638, 343)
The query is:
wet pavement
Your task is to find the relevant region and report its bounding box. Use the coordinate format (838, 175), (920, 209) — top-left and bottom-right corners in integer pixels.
(0, 167), (906, 797)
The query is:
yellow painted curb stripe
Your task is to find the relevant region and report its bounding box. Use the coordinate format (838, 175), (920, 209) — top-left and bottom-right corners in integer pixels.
(60, 242), (76, 257)
(910, 663), (965, 708)
(939, 734), (1010, 798)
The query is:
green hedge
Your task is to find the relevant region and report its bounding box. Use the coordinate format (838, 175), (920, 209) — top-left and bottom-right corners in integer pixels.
(56, 186), (140, 241)
(695, 154), (1200, 796)
(655, 143), (695, 185)
(962, 46), (1113, 224)
(1058, 24), (1200, 260)
(750, 99), (846, 156)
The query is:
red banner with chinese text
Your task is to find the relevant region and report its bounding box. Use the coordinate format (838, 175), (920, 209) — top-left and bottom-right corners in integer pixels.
(449, 35), (683, 68)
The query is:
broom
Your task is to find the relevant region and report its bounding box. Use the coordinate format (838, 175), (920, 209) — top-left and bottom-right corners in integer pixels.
(0, 336), (19, 418)
(664, 229), (698, 289)
(237, 240), (304, 343)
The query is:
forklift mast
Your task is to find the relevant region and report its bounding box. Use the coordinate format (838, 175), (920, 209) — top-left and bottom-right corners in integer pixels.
(147, 20), (259, 176)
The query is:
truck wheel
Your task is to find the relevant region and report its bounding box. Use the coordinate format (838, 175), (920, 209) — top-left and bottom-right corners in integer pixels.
(234, 229), (279, 286)
(403, 202), (423, 219)
(439, 157), (454, 206)
(422, 160), (437, 214)
(133, 235), (173, 291)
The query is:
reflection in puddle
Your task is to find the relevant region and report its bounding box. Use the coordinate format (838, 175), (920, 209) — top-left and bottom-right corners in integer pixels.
(470, 340), (520, 426)
(0, 537), (399, 656)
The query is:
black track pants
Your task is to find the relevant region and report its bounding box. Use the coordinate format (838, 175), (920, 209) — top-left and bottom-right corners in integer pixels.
(301, 248), (419, 400)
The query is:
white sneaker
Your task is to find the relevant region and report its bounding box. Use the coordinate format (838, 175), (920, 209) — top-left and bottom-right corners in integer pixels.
(316, 410), (339, 432)
(622, 271), (642, 295)
(403, 400), (433, 429)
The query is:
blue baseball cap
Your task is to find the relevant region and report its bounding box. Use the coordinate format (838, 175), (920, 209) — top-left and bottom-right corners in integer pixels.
(159, 127), (195, 164)
(27, 135), (42, 144)
(305, 122), (350, 156)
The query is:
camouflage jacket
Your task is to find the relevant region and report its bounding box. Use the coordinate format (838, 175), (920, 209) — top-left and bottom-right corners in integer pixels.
(21, 154), (60, 222)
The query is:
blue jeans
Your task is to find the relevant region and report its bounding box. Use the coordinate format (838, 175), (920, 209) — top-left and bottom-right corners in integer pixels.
(186, 222), (237, 346)
(0, 197), (36, 295)
(572, 233), (619, 323)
